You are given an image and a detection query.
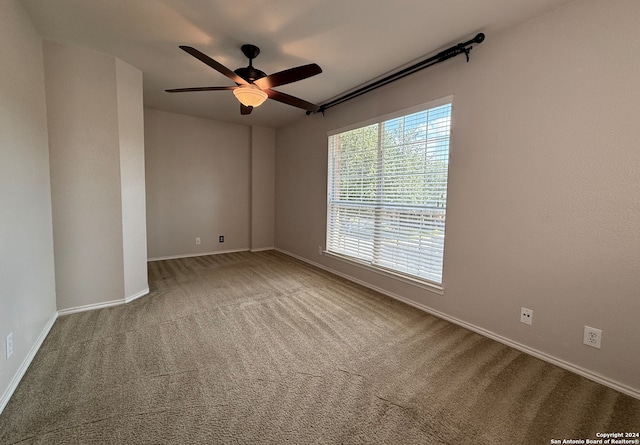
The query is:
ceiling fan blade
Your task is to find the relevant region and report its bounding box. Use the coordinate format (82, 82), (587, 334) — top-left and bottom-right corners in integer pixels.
(254, 64), (322, 90)
(240, 104), (253, 115)
(165, 86), (236, 93)
(265, 89), (320, 112)
(179, 46), (248, 85)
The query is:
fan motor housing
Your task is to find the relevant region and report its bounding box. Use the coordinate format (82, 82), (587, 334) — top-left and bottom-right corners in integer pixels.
(234, 66), (267, 83)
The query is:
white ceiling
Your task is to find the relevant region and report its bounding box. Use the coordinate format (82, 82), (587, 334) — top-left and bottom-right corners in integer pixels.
(21, 0), (573, 128)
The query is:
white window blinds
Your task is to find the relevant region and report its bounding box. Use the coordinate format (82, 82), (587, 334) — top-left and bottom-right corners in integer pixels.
(326, 100), (452, 286)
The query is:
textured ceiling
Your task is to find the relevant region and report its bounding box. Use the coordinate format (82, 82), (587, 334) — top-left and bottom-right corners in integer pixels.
(21, 0), (573, 128)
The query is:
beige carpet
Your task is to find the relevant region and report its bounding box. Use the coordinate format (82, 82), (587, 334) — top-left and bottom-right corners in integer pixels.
(1, 251), (638, 444)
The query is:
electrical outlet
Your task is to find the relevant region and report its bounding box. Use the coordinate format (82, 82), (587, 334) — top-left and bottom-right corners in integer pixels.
(195, 237), (201, 245)
(520, 307), (533, 325)
(219, 235), (224, 243)
(318, 246), (323, 255)
(583, 326), (602, 349)
(6, 332), (13, 359)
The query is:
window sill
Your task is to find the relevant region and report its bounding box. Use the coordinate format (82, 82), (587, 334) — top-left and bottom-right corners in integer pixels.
(323, 251), (444, 295)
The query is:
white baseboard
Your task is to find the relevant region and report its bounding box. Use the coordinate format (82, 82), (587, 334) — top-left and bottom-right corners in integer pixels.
(148, 248), (250, 262)
(58, 286), (151, 316)
(251, 247), (275, 253)
(125, 287), (149, 303)
(275, 248), (640, 400)
(0, 310), (58, 415)
(57, 298), (125, 316)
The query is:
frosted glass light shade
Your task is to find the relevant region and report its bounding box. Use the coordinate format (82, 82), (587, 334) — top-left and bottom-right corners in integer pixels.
(233, 84), (268, 107)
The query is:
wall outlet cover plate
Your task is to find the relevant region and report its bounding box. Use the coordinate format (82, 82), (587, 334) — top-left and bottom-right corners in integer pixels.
(583, 326), (602, 349)
(520, 307), (533, 325)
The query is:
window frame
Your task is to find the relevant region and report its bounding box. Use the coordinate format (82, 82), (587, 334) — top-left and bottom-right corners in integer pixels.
(324, 96), (453, 294)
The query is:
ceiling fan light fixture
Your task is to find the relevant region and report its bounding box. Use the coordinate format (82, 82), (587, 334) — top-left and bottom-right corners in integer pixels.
(233, 84), (268, 107)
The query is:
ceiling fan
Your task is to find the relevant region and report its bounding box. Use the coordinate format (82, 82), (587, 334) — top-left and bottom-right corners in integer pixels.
(166, 44), (322, 115)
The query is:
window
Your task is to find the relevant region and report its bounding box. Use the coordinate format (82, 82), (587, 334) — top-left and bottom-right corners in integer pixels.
(326, 97), (452, 288)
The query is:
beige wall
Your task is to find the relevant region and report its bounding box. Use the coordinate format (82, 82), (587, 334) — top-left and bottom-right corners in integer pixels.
(144, 108), (251, 259)
(0, 0), (57, 406)
(275, 0), (640, 393)
(116, 59), (149, 300)
(45, 41), (124, 309)
(44, 41), (148, 310)
(251, 126), (276, 251)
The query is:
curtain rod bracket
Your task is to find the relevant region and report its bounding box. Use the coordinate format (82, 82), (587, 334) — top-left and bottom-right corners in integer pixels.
(461, 45), (471, 63)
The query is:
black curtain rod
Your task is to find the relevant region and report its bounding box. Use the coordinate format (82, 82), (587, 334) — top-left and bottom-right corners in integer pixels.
(309, 33), (485, 115)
